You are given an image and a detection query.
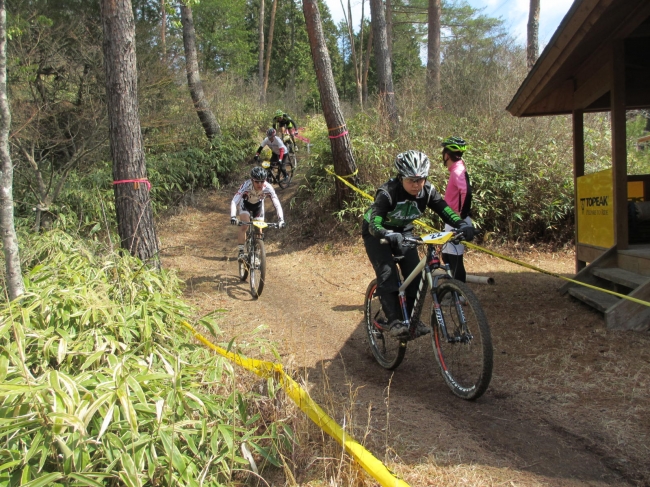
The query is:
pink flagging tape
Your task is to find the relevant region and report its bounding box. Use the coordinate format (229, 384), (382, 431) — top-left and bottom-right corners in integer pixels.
(329, 130), (349, 139)
(113, 178), (151, 191)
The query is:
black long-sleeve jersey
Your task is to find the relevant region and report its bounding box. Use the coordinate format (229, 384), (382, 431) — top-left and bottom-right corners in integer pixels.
(362, 178), (463, 238)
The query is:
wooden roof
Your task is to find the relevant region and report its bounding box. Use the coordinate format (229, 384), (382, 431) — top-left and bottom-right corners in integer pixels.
(507, 0), (650, 117)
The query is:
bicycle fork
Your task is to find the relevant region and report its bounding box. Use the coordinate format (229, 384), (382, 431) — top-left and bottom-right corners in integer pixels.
(431, 274), (472, 344)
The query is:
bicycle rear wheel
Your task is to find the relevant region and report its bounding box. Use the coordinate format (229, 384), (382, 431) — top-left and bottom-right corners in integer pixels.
(364, 280), (406, 370)
(431, 279), (492, 400)
(249, 239), (267, 299)
(278, 162), (293, 189)
(238, 238), (249, 281)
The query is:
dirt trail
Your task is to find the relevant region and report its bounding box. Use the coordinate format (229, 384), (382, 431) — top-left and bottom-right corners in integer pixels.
(159, 165), (650, 486)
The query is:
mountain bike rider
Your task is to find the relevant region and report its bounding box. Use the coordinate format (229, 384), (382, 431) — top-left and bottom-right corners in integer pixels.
(254, 128), (289, 180)
(441, 136), (473, 283)
(362, 150), (476, 338)
(272, 109), (298, 149)
(230, 166), (285, 262)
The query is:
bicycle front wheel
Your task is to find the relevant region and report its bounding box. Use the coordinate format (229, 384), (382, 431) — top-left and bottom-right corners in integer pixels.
(288, 150), (297, 171)
(238, 238), (249, 281)
(249, 239), (267, 299)
(431, 279), (493, 400)
(364, 280), (406, 370)
(278, 162), (294, 189)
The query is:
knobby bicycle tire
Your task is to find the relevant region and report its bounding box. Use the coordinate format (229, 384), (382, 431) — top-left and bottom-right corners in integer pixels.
(278, 162), (294, 189)
(364, 279), (406, 370)
(238, 236), (250, 281)
(249, 239), (267, 298)
(288, 150), (297, 171)
(430, 279), (493, 400)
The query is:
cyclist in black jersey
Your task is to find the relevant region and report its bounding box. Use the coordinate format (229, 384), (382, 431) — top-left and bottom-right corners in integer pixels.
(272, 109), (298, 147)
(362, 150), (476, 337)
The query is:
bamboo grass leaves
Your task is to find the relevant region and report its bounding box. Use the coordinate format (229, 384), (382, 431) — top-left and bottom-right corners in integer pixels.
(0, 232), (291, 485)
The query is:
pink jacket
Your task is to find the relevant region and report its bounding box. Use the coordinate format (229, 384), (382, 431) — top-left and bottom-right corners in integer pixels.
(444, 159), (468, 215)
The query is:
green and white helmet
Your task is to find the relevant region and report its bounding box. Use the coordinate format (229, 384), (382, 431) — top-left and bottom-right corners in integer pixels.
(441, 136), (467, 153)
(274, 109), (284, 118)
(394, 150), (430, 178)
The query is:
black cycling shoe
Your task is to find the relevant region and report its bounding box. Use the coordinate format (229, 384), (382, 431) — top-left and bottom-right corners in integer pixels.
(414, 320), (432, 337)
(387, 320), (409, 338)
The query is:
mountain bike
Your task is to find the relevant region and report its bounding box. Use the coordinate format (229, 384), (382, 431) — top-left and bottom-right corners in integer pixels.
(237, 220), (280, 299)
(260, 159), (293, 189)
(283, 133), (298, 170)
(363, 231), (493, 400)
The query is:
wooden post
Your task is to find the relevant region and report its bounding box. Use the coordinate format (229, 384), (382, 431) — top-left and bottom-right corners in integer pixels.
(572, 109), (585, 272)
(611, 40), (628, 250)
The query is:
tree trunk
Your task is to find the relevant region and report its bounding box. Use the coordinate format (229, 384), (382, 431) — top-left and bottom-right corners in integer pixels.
(258, 0), (265, 103)
(161, 0), (166, 62)
(180, 2), (221, 140)
(263, 0), (279, 99)
(527, 0), (540, 70)
(289, 0), (297, 104)
(303, 0), (358, 207)
(362, 26), (372, 104)
(426, 0), (441, 107)
(341, 0), (362, 107)
(100, 0), (160, 265)
(385, 0), (393, 61)
(369, 0), (398, 134)
(0, 0), (24, 300)
(358, 0), (365, 108)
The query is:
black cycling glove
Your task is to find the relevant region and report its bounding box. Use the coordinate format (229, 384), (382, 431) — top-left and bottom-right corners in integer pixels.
(384, 232), (404, 255)
(457, 222), (475, 242)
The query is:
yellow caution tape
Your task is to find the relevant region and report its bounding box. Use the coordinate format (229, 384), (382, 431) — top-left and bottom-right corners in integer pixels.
(324, 167), (650, 308)
(180, 321), (410, 487)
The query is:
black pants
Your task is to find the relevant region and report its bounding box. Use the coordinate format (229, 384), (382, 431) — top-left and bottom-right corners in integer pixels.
(442, 253), (466, 282)
(270, 153), (288, 177)
(363, 234), (420, 321)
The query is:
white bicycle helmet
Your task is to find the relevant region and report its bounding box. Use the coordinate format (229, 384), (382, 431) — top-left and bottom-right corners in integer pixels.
(394, 150), (430, 178)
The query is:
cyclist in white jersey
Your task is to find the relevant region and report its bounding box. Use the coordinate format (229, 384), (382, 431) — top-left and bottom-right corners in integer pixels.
(230, 166), (285, 261)
(254, 128), (289, 180)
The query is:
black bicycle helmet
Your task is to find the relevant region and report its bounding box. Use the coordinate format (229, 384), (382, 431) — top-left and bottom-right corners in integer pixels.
(266, 127), (276, 137)
(441, 136), (467, 153)
(394, 150), (431, 178)
(250, 166), (267, 181)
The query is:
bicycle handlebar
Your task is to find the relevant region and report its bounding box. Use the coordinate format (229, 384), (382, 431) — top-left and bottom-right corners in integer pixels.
(237, 221), (281, 229)
(379, 232), (464, 246)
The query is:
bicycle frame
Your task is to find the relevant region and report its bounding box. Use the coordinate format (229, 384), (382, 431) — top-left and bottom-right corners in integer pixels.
(242, 220), (270, 249)
(395, 232), (463, 340)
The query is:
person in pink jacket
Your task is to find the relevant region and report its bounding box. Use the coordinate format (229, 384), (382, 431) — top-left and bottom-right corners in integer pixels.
(441, 136), (473, 282)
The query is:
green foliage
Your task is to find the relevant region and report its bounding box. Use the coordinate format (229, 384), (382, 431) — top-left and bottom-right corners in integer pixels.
(193, 0), (257, 77)
(147, 135), (251, 207)
(467, 140), (574, 242)
(0, 232), (292, 486)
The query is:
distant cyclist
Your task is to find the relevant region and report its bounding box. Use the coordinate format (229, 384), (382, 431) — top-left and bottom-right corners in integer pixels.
(272, 109), (298, 148)
(254, 128), (289, 180)
(362, 150), (476, 337)
(441, 136), (473, 283)
(231, 166), (285, 262)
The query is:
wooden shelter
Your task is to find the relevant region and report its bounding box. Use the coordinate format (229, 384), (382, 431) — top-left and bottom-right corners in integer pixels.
(507, 0), (650, 330)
